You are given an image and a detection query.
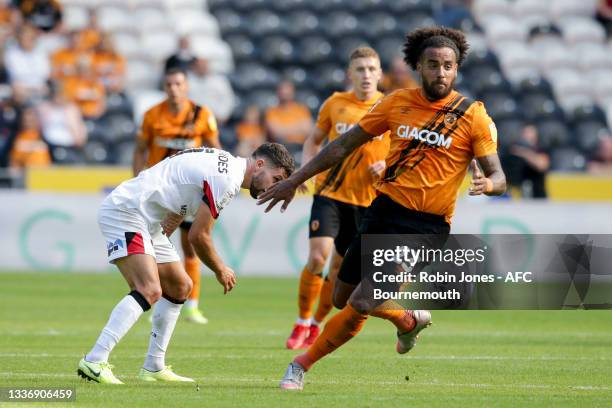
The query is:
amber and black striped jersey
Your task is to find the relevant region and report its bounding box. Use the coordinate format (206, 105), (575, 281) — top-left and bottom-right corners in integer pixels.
(359, 88), (498, 223)
(314, 91), (390, 207)
(138, 100), (219, 168)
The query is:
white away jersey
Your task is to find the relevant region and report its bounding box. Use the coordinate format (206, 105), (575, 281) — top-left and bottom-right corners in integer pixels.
(108, 148), (246, 226)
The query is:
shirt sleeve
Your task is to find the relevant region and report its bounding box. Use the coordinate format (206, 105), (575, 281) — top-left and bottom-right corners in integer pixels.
(315, 96), (333, 133)
(198, 107), (220, 147)
(137, 110), (153, 146)
(200, 155), (238, 219)
(470, 102), (498, 157)
(358, 94), (393, 136)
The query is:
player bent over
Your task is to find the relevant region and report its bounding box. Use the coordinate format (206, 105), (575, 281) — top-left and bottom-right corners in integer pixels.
(286, 47), (390, 349)
(258, 27), (506, 390)
(77, 143), (295, 384)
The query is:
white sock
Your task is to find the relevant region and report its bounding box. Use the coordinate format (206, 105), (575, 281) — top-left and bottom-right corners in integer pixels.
(296, 317), (311, 326)
(184, 299), (198, 309)
(311, 319), (321, 327)
(86, 295), (145, 363)
(143, 297), (182, 372)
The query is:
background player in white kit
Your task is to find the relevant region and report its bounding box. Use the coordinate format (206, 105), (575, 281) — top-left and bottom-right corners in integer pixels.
(77, 143), (295, 384)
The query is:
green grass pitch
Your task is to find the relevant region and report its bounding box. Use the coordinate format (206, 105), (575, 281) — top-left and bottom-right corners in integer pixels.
(0, 272), (611, 407)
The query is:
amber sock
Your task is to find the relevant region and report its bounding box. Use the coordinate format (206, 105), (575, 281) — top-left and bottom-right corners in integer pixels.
(313, 276), (334, 324)
(294, 304), (368, 371)
(298, 267), (323, 320)
(184, 257), (200, 302)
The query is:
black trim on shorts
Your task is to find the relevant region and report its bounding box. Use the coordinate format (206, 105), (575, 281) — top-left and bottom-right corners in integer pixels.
(179, 221), (192, 231)
(308, 194), (365, 256)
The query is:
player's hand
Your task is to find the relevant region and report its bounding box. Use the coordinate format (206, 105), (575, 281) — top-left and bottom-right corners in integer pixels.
(468, 159), (492, 196)
(215, 266), (237, 294)
(257, 177), (298, 213)
(160, 212), (184, 236)
(368, 160), (386, 178)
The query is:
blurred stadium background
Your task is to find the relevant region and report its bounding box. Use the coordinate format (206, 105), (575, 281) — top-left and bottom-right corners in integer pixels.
(1, 0), (612, 272)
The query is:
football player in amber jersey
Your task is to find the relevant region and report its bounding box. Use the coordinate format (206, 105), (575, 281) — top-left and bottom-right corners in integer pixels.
(286, 47), (390, 350)
(258, 27), (507, 390)
(133, 67), (220, 324)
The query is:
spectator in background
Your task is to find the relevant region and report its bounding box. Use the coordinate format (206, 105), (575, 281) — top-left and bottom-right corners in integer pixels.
(379, 56), (418, 94)
(51, 30), (82, 80)
(4, 23), (50, 102)
(62, 58), (106, 119)
(16, 0), (62, 32)
(0, 87), (19, 167)
(164, 36), (194, 73)
(505, 124), (550, 198)
(0, 0), (18, 41)
(37, 81), (86, 159)
(588, 136), (612, 173)
(596, 0), (612, 38)
(235, 104), (265, 157)
(9, 104), (50, 169)
(187, 56), (235, 124)
(76, 9), (101, 51)
(92, 33), (125, 91)
(433, 0), (474, 29)
(264, 80), (312, 149)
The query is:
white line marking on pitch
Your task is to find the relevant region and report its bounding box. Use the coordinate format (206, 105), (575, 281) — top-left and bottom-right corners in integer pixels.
(1, 353), (611, 363)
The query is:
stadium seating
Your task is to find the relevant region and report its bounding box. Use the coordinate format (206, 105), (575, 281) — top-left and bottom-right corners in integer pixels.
(5, 0), (611, 174)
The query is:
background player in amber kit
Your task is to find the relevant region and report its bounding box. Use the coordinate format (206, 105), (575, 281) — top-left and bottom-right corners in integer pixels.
(133, 67), (220, 324)
(286, 47), (390, 350)
(258, 27), (506, 390)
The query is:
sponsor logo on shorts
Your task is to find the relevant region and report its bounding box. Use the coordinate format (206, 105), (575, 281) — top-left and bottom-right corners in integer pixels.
(107, 239), (124, 256)
(311, 220), (320, 232)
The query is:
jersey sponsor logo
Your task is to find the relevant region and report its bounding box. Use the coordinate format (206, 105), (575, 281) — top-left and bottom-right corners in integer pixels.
(180, 205), (187, 216)
(335, 122), (355, 134)
(154, 137), (197, 150)
(107, 239), (124, 256)
(396, 125), (453, 149)
(310, 220), (320, 232)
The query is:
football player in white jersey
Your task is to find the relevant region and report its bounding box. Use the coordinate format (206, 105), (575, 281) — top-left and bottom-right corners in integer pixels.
(78, 143), (295, 384)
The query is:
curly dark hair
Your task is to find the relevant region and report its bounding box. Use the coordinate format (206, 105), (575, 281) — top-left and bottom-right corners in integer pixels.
(252, 143), (296, 178)
(402, 27), (469, 70)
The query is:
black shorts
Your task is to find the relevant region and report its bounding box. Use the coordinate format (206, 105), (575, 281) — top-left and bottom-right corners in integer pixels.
(179, 221), (192, 231)
(337, 194), (451, 286)
(308, 194), (366, 256)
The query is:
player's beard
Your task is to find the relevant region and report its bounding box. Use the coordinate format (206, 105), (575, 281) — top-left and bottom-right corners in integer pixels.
(422, 76), (456, 101)
(249, 175), (263, 199)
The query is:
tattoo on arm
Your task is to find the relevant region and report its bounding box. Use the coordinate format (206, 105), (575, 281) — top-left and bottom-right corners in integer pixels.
(477, 154), (507, 196)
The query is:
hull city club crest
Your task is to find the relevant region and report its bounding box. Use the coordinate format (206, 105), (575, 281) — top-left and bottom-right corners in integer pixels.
(444, 112), (458, 126)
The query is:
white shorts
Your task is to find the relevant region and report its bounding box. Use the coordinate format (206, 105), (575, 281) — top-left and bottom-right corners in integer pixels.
(98, 203), (181, 264)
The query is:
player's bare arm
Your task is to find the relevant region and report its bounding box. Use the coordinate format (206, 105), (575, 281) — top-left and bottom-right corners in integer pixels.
(301, 127), (327, 166)
(132, 138), (148, 176)
(469, 155), (506, 196)
(188, 203), (237, 294)
(257, 125), (374, 212)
